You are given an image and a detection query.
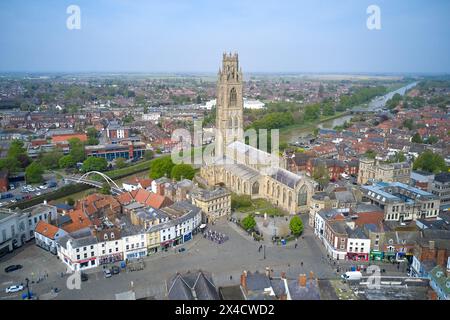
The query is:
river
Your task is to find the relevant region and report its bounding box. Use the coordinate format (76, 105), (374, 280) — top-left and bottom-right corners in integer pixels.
(286, 82), (418, 142)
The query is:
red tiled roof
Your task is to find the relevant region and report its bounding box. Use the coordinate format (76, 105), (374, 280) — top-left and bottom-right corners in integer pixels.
(61, 209), (92, 233)
(35, 221), (60, 240)
(117, 192), (133, 205)
(145, 193), (173, 209)
(134, 189), (151, 204)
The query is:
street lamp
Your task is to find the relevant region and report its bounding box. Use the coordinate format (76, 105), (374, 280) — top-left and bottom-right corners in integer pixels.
(263, 245), (266, 260)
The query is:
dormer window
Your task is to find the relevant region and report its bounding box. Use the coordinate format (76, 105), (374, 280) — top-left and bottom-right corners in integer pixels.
(111, 233), (115, 239)
(104, 234), (108, 241)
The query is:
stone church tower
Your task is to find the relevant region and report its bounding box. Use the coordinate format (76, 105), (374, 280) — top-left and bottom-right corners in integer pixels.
(215, 52), (244, 157)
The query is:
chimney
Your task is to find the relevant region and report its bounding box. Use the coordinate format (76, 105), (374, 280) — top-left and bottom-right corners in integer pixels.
(281, 272), (286, 280)
(298, 274), (307, 287)
(429, 240), (435, 251)
(309, 271), (314, 281)
(240, 271), (247, 292)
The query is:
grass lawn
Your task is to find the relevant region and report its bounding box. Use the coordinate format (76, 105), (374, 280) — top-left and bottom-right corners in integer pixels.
(234, 195), (287, 216)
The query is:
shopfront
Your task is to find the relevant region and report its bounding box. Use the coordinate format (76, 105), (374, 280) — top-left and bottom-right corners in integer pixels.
(183, 232), (192, 243)
(99, 252), (123, 265)
(160, 239), (174, 251)
(126, 249), (147, 261)
(370, 250), (384, 261)
(347, 252), (369, 261)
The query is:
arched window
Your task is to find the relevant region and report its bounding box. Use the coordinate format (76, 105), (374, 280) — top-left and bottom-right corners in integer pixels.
(229, 88), (237, 107)
(297, 185), (308, 206)
(252, 181), (260, 195)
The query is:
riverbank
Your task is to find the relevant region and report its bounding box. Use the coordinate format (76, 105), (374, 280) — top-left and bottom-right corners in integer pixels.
(280, 111), (350, 144)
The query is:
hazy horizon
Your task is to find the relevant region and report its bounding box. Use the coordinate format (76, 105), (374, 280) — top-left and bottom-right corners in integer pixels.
(1, 0), (449, 73)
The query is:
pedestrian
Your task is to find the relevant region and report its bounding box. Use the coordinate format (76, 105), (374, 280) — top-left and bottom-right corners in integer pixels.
(230, 275), (233, 281)
(295, 243), (298, 249)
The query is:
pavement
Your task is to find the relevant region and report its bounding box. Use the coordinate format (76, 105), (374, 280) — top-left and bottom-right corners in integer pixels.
(0, 218), (339, 300)
(0, 215), (414, 300)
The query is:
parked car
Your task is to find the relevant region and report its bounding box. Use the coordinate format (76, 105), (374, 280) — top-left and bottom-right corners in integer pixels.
(111, 266), (120, 275)
(178, 247), (186, 253)
(81, 273), (88, 282)
(36, 192), (42, 196)
(9, 184), (15, 190)
(4, 265), (23, 273)
(103, 269), (112, 278)
(5, 285), (24, 293)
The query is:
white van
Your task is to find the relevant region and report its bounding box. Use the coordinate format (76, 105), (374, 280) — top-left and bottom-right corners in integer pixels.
(341, 271), (363, 282)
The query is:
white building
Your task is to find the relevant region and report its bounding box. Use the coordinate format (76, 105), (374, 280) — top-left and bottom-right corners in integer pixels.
(0, 202), (57, 257)
(57, 228), (99, 271)
(34, 221), (67, 254)
(142, 112), (161, 122)
(201, 98), (265, 110)
(122, 232), (148, 261)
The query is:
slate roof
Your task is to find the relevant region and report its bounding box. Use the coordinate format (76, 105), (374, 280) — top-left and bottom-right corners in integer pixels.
(270, 168), (302, 189)
(167, 271), (219, 300)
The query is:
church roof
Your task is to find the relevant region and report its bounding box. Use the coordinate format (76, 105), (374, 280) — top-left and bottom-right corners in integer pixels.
(227, 141), (275, 166)
(270, 168), (302, 189)
(224, 163), (261, 181)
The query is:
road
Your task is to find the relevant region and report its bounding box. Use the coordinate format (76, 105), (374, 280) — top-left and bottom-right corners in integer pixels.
(0, 218), (338, 300)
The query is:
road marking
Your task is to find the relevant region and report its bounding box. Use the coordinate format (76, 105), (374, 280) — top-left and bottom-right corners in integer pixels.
(1, 281), (13, 286)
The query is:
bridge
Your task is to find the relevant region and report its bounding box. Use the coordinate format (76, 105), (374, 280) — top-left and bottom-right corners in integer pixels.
(63, 171), (124, 195)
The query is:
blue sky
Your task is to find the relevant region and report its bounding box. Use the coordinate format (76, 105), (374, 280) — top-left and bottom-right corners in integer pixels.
(0, 0), (449, 73)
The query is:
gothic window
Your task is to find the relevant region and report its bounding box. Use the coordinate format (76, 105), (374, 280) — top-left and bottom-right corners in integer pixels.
(229, 87), (237, 107)
(252, 181), (260, 195)
(298, 185), (308, 206)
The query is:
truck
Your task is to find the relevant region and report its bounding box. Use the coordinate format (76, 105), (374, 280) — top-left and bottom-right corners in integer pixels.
(341, 271), (363, 282)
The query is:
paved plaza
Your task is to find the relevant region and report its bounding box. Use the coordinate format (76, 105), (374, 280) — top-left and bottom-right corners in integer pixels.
(0, 216), (339, 300)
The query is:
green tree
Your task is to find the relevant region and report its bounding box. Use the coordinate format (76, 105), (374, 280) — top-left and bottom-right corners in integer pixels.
(100, 182), (111, 195)
(171, 163), (196, 181)
(115, 157), (127, 169)
(39, 150), (63, 169)
(86, 127), (99, 145)
(144, 150), (154, 160)
(364, 149), (377, 159)
(66, 197), (75, 206)
(231, 194), (252, 210)
(7, 140), (26, 158)
(241, 214), (256, 231)
(289, 216), (304, 236)
(390, 152), (406, 163)
(413, 150), (447, 173)
(425, 135), (439, 145)
(25, 162), (44, 184)
(68, 138), (86, 163)
(402, 119), (414, 130)
(411, 132), (423, 143)
(81, 157), (108, 172)
(312, 163), (330, 187)
(0, 157), (20, 173)
(59, 155), (76, 169)
(149, 157), (175, 179)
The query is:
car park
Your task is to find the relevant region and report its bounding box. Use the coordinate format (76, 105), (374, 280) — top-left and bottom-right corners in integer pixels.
(4, 265), (23, 273)
(5, 285), (24, 293)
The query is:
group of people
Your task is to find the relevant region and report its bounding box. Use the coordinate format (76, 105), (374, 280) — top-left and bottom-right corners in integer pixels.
(203, 229), (229, 244)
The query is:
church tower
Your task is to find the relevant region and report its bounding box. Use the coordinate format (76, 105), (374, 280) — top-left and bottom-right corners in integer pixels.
(215, 52), (244, 158)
